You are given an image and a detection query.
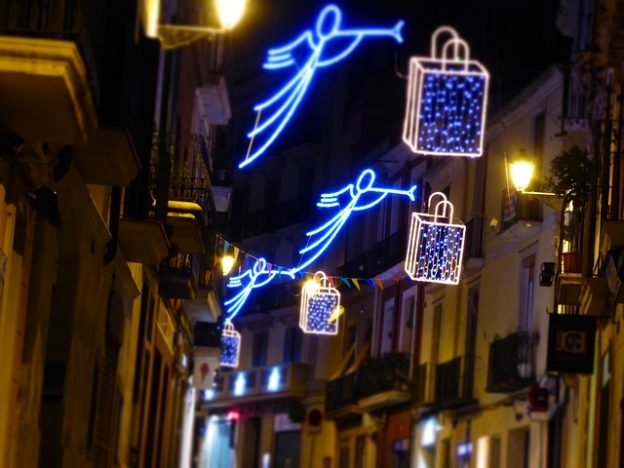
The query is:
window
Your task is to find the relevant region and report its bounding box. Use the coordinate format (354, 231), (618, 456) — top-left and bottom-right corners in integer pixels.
(380, 299), (395, 355)
(518, 255), (536, 331)
(399, 296), (415, 353)
(283, 327), (302, 363)
(252, 331), (269, 367)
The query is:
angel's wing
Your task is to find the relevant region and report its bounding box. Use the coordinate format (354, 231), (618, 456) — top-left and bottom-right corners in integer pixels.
(263, 31), (315, 70)
(317, 184), (354, 208)
(238, 65), (316, 169)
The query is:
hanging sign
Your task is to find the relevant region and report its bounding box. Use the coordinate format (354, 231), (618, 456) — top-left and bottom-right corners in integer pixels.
(220, 320), (242, 368)
(300, 272), (341, 335)
(405, 198), (465, 285)
(403, 26), (489, 157)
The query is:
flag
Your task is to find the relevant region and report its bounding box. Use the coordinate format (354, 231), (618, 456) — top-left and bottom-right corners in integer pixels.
(352, 279), (361, 290)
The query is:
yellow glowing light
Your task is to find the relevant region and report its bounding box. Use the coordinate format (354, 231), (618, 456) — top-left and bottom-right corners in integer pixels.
(216, 0), (247, 30)
(221, 255), (235, 276)
(510, 159), (534, 193)
(303, 279), (320, 295)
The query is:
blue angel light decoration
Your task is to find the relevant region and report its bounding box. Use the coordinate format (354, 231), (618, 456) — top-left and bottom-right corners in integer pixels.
(224, 257), (294, 320)
(296, 169), (417, 272)
(238, 4), (405, 169)
(224, 169), (417, 318)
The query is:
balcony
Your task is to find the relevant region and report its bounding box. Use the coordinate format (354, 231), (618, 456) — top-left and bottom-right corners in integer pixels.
(434, 357), (463, 406)
(325, 372), (358, 415)
(118, 218), (169, 265)
(339, 230), (407, 278)
(73, 128), (141, 187)
(195, 76), (232, 126)
(0, 35), (96, 144)
(204, 363), (310, 408)
(325, 353), (412, 417)
(499, 190), (542, 240)
(159, 265), (199, 300)
(411, 363), (429, 406)
(357, 353), (411, 410)
(487, 332), (538, 393)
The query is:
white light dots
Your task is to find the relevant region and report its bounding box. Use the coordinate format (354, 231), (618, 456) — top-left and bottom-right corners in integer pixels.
(300, 271), (341, 335)
(405, 195), (466, 285)
(403, 26), (489, 157)
(220, 320), (241, 368)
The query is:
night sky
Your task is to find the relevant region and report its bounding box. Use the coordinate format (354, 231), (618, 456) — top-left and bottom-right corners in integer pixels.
(228, 0), (567, 107)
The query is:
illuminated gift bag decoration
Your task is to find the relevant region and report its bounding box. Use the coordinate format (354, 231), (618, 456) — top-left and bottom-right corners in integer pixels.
(405, 198), (465, 285)
(219, 320), (241, 368)
(403, 26), (490, 157)
(405, 191), (449, 274)
(299, 272), (341, 335)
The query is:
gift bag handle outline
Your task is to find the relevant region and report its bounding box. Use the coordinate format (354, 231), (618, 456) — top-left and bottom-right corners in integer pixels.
(433, 200), (455, 223)
(223, 319), (239, 336)
(426, 191), (449, 215)
(430, 26), (459, 57)
(441, 38), (471, 71)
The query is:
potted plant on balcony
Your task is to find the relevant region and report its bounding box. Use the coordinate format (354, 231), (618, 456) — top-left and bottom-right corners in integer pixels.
(545, 145), (594, 274)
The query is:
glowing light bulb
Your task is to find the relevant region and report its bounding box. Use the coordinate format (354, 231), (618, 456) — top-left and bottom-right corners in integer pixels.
(221, 255), (235, 276)
(510, 160), (535, 192)
(304, 279), (320, 295)
(216, 0), (247, 30)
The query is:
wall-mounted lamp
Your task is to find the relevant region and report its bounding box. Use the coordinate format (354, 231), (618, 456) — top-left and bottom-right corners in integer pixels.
(146, 0), (248, 49)
(507, 150), (560, 208)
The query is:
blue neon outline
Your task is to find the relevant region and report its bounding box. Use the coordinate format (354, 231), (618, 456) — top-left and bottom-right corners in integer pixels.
(238, 5), (405, 169)
(224, 169), (417, 319)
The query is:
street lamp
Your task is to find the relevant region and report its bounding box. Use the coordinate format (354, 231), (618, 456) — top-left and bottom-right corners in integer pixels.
(149, 0), (248, 49)
(508, 151), (557, 198)
(216, 0), (248, 30)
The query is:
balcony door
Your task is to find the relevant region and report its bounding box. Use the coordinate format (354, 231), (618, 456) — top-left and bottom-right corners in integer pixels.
(518, 254), (536, 332)
(463, 286), (479, 398)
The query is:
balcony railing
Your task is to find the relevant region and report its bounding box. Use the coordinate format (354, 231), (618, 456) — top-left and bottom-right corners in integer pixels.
(411, 363), (428, 405)
(500, 189), (542, 232)
(325, 353), (412, 414)
(487, 331), (538, 393)
(434, 357), (463, 405)
(339, 230), (407, 277)
(150, 132), (217, 215)
(207, 363), (310, 404)
(357, 353), (411, 400)
(325, 372), (357, 413)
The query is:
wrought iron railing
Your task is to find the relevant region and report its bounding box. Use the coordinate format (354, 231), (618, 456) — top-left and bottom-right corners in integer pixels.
(411, 363), (428, 405)
(434, 357), (462, 405)
(325, 353), (412, 413)
(357, 353), (411, 400)
(325, 372), (357, 413)
(487, 331), (538, 393)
